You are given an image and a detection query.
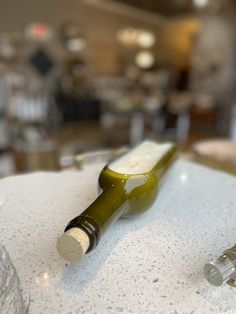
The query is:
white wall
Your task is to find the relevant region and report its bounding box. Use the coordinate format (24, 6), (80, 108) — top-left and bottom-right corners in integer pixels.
(0, 0), (164, 74)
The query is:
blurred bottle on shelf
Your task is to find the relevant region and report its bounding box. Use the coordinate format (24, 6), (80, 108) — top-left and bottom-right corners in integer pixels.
(0, 35), (17, 176)
(0, 31), (61, 174)
(8, 82), (60, 172)
(0, 68), (15, 177)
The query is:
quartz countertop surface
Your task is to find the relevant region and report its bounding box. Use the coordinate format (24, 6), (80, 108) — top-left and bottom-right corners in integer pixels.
(1, 159), (236, 314)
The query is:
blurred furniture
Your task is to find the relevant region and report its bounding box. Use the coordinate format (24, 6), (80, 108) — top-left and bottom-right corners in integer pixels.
(0, 67), (15, 176)
(60, 146), (127, 169)
(102, 109), (163, 146)
(190, 95), (219, 134)
(164, 91), (193, 143)
(52, 121), (106, 154)
(13, 140), (59, 172)
(101, 88), (165, 146)
(7, 84), (61, 172)
(230, 104), (236, 140)
(192, 139), (236, 175)
(55, 54), (99, 123)
(101, 110), (132, 146)
(56, 95), (101, 122)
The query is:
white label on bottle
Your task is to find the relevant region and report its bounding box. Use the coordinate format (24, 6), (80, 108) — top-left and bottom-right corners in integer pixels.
(109, 141), (173, 175)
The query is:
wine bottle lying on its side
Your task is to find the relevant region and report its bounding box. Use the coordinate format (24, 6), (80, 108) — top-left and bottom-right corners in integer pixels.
(57, 140), (178, 263)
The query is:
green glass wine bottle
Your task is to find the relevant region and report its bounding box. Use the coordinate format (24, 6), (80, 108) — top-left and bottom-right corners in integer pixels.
(57, 140), (177, 262)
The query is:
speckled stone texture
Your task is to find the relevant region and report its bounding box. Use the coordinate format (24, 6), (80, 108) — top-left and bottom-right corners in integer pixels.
(0, 159), (236, 313)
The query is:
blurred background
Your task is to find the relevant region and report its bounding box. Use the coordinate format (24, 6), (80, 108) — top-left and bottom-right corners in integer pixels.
(1, 0), (236, 176)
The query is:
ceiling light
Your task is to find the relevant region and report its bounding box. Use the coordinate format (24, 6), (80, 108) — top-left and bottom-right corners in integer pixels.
(66, 38), (86, 52)
(135, 51), (155, 69)
(117, 28), (155, 48)
(137, 31), (155, 48)
(117, 28), (139, 46)
(25, 23), (53, 42)
(193, 0), (208, 8)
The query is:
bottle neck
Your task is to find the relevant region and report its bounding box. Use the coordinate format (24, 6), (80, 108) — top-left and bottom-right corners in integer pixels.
(65, 185), (127, 253)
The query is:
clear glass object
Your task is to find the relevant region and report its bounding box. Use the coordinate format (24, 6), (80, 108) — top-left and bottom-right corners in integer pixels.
(204, 246), (236, 287)
(0, 244), (29, 313)
(60, 147), (128, 169)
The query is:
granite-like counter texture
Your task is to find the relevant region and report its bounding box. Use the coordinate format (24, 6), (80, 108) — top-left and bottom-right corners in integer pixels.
(0, 159), (236, 313)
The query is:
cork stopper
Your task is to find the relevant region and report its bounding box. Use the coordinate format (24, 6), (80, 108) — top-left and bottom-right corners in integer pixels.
(57, 228), (90, 262)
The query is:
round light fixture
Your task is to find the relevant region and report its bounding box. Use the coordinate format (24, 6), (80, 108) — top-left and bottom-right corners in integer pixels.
(137, 31), (155, 48)
(60, 22), (86, 53)
(117, 28), (139, 46)
(25, 23), (53, 42)
(66, 38), (86, 52)
(193, 0), (208, 7)
(117, 28), (155, 48)
(135, 51), (155, 69)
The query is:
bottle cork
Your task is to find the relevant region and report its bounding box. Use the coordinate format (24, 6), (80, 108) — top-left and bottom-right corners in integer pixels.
(57, 228), (90, 262)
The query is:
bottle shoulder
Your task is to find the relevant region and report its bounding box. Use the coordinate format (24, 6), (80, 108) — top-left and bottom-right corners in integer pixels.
(98, 166), (159, 217)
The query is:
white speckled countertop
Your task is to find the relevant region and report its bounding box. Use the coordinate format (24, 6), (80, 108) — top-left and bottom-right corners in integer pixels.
(1, 159), (236, 314)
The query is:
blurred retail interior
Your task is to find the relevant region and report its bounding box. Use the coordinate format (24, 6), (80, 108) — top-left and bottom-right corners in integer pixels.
(1, 0), (236, 177)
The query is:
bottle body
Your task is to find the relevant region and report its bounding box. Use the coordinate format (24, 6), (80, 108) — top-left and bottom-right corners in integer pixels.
(58, 141), (177, 261)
